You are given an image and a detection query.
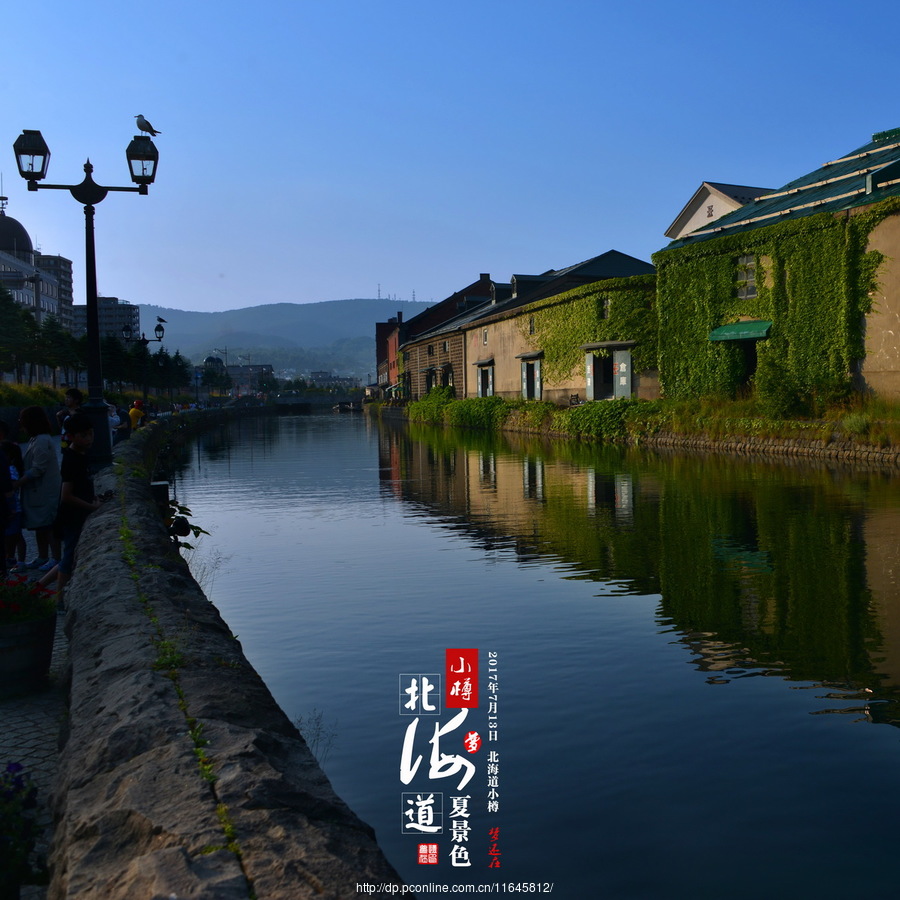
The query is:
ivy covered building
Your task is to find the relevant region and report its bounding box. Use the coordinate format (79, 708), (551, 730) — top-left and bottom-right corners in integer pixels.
(654, 127), (900, 409)
(392, 251), (656, 404)
(461, 250), (656, 404)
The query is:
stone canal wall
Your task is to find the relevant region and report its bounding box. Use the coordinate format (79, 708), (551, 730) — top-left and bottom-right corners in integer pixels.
(49, 414), (403, 899)
(639, 430), (900, 468)
(372, 403), (900, 469)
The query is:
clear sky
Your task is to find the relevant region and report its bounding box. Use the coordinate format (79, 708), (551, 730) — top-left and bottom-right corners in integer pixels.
(4, 0), (900, 312)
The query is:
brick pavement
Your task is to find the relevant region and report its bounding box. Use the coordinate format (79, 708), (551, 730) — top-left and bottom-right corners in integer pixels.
(2, 533), (68, 899)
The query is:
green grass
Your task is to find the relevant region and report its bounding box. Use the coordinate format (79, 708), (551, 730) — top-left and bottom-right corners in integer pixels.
(397, 392), (900, 450)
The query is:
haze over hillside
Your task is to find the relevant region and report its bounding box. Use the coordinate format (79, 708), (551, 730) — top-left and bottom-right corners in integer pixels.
(139, 298), (430, 379)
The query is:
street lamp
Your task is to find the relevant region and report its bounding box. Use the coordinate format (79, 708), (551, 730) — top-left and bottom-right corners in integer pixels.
(13, 128), (159, 467)
(122, 322), (165, 343)
(122, 321), (165, 401)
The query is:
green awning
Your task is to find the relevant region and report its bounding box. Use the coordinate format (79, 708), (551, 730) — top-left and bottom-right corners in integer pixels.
(709, 320), (772, 341)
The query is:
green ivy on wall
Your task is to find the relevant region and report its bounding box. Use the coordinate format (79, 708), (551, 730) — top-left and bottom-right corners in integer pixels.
(515, 274), (657, 385)
(653, 198), (900, 410)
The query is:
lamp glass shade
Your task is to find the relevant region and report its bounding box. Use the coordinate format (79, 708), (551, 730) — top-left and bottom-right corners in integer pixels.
(13, 130), (50, 181)
(126, 136), (159, 185)
(154, 322), (165, 341)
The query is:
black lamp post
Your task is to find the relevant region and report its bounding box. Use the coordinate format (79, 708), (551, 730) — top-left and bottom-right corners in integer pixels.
(13, 128), (159, 467)
(122, 322), (165, 401)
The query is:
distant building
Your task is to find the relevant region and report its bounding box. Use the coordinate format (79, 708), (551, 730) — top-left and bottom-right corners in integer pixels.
(72, 296), (140, 340)
(225, 363), (274, 395)
(34, 253), (75, 331)
(393, 254), (656, 403)
(0, 199), (63, 326)
(375, 274), (496, 399)
(307, 370), (360, 389)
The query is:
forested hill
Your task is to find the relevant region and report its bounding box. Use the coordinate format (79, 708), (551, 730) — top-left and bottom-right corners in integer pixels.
(138, 298), (430, 378)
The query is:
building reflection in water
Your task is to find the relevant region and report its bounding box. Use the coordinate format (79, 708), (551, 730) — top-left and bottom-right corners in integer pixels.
(378, 419), (900, 726)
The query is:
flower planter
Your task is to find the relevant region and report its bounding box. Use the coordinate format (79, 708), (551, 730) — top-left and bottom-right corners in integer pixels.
(0, 614), (56, 695)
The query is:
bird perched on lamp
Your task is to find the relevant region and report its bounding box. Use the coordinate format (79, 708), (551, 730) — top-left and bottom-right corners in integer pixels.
(157, 316), (167, 323)
(135, 115), (161, 136)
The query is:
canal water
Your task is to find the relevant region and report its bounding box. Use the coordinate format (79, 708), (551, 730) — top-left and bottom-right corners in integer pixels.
(168, 413), (900, 898)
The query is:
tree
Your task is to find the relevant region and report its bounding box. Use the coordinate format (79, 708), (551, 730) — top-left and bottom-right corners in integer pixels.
(170, 351), (192, 395)
(257, 371), (280, 395)
(57, 328), (85, 388)
(101, 335), (129, 391)
(71, 334), (88, 389)
(151, 347), (192, 398)
(41, 315), (69, 388)
(126, 341), (151, 395)
(19, 311), (40, 385)
(201, 362), (232, 399)
(0, 287), (28, 378)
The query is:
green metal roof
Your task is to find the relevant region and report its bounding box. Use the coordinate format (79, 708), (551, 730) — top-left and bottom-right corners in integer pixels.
(665, 128), (900, 249)
(709, 320), (772, 341)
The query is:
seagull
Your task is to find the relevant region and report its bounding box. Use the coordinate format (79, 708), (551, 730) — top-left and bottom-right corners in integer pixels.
(135, 114), (161, 136)
(156, 316), (167, 323)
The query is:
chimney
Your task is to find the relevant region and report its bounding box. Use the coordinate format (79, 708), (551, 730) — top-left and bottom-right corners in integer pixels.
(397, 311), (403, 324)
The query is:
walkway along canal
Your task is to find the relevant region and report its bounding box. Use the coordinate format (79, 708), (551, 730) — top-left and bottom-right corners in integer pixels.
(168, 412), (900, 898)
(45, 413), (403, 899)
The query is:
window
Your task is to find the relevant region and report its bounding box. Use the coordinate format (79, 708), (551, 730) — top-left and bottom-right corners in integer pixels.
(442, 340), (449, 353)
(528, 316), (535, 335)
(482, 328), (488, 345)
(736, 254), (757, 301)
(427, 344), (434, 356)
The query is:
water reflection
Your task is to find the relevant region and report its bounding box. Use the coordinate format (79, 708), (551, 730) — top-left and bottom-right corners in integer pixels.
(376, 419), (900, 721)
(168, 414), (900, 896)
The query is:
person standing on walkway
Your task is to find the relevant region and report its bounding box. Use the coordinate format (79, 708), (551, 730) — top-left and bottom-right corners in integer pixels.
(0, 435), (10, 563)
(16, 406), (61, 570)
(128, 399), (145, 431)
(106, 402), (121, 447)
(3, 438), (27, 573)
(45, 412), (102, 602)
(56, 387), (84, 450)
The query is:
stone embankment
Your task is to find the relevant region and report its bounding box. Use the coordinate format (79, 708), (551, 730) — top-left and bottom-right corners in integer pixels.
(637, 430), (900, 467)
(517, 408), (900, 468)
(377, 403), (900, 469)
(49, 414), (403, 899)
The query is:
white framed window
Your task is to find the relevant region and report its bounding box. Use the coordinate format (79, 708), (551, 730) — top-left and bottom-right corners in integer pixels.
(736, 254), (757, 301)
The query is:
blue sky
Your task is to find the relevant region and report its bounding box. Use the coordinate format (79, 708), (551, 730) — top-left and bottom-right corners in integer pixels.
(4, 0), (900, 312)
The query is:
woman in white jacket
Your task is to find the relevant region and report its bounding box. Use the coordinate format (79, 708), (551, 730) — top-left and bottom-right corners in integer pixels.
(17, 406), (62, 569)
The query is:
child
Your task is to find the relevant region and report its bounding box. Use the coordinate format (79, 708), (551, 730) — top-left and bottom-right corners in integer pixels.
(2, 439), (27, 573)
(45, 412), (102, 601)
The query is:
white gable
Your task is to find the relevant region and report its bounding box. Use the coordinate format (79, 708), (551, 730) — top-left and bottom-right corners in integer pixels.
(665, 182), (773, 240)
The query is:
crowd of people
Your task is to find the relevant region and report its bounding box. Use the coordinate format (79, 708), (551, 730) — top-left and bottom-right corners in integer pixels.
(1, 389), (147, 606)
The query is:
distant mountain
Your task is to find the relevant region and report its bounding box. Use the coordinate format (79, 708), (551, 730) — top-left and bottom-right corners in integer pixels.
(139, 298), (430, 378)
